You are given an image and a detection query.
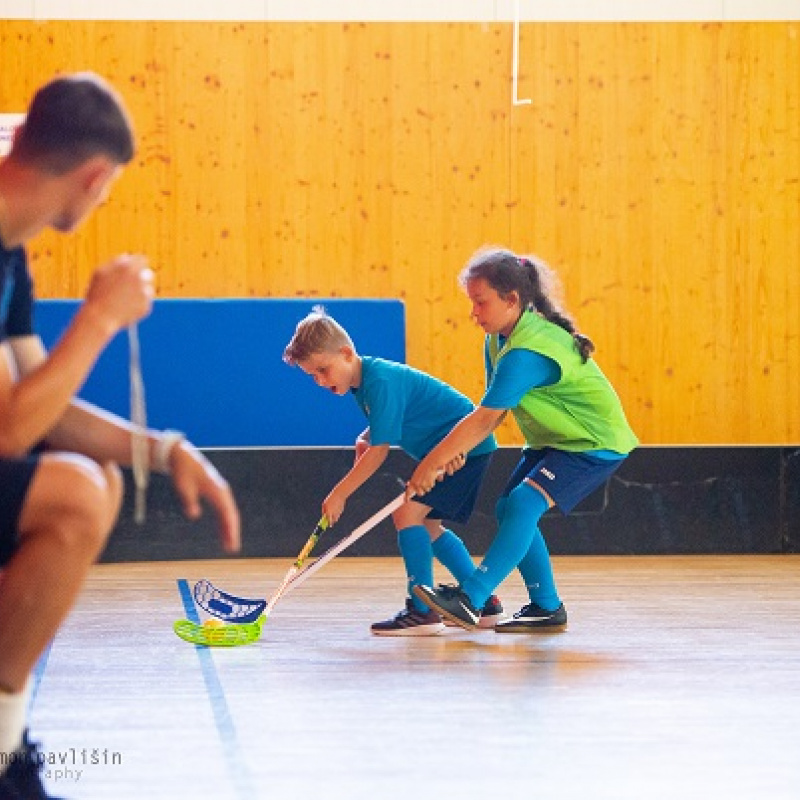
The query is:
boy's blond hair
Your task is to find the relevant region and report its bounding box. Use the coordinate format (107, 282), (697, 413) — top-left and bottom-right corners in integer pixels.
(283, 305), (356, 365)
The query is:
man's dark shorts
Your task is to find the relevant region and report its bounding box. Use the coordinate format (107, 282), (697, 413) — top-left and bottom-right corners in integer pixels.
(0, 455), (40, 565)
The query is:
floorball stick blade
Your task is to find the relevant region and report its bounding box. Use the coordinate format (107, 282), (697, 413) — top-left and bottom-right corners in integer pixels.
(193, 579), (267, 623)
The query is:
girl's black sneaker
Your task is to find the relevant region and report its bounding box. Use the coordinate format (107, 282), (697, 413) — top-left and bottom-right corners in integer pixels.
(413, 584), (480, 630)
(444, 595), (505, 629)
(494, 602), (568, 633)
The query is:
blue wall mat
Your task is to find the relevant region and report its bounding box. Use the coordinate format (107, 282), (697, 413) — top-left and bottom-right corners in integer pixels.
(35, 299), (405, 447)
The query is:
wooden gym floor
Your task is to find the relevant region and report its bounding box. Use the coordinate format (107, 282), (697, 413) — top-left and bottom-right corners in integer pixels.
(29, 555), (800, 800)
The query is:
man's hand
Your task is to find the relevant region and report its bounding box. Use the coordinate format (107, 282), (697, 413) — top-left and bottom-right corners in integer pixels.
(169, 442), (241, 553)
(83, 254), (155, 334)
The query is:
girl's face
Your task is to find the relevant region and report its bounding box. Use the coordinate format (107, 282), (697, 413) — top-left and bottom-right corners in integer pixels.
(465, 277), (522, 337)
(298, 348), (361, 395)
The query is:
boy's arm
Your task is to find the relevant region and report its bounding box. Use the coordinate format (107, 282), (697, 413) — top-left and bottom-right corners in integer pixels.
(323, 443), (389, 525)
(354, 427), (371, 461)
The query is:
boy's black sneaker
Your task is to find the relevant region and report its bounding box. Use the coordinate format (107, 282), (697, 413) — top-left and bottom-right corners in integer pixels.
(413, 584), (480, 630)
(494, 601), (568, 633)
(443, 594), (505, 629)
(370, 599), (445, 636)
(0, 730), (64, 799)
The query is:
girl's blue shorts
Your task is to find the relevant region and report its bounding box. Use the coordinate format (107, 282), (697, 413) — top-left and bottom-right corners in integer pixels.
(502, 447), (627, 514)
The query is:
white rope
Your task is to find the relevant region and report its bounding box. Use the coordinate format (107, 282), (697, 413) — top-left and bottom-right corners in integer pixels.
(128, 323), (149, 524)
(513, 0), (531, 106)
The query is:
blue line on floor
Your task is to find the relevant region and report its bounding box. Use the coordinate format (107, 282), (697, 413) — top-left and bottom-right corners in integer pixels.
(29, 640), (53, 712)
(177, 579), (256, 799)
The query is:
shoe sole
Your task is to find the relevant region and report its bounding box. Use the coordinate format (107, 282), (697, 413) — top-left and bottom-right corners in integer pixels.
(371, 624), (445, 637)
(444, 614), (506, 630)
(494, 621), (568, 634)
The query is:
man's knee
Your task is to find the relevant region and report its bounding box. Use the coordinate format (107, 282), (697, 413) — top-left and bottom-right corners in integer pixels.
(100, 461), (123, 526)
(18, 454), (122, 557)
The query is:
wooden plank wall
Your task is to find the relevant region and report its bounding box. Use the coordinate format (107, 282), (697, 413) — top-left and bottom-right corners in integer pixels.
(0, 21), (798, 444)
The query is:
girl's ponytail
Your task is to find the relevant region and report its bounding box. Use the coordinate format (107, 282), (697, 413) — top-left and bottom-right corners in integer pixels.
(460, 246), (595, 362)
(521, 257), (595, 362)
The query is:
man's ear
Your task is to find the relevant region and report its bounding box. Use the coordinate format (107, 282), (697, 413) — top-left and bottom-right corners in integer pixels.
(77, 156), (116, 198)
(341, 345), (356, 361)
(10, 122), (24, 150)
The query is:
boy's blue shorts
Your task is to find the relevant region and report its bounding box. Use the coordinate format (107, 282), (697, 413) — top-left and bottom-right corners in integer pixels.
(0, 454), (41, 565)
(421, 452), (493, 525)
(502, 447), (626, 514)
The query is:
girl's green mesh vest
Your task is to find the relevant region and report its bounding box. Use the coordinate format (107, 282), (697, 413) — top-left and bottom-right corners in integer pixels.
(488, 310), (638, 454)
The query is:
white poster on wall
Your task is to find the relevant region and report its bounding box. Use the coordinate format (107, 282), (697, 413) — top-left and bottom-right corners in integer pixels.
(0, 114), (25, 157)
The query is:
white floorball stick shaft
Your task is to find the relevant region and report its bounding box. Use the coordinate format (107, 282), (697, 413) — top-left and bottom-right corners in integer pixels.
(279, 491), (409, 599)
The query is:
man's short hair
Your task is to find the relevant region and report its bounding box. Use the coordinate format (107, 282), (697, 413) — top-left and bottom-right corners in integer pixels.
(12, 72), (135, 174)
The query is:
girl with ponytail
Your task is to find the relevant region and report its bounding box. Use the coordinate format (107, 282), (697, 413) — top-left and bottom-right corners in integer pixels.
(408, 245), (637, 632)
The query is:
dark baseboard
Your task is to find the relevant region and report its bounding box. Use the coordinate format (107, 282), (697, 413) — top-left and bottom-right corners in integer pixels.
(102, 446), (800, 562)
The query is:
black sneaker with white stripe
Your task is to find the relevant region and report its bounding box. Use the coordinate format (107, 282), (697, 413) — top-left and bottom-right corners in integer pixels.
(444, 594), (505, 629)
(412, 584), (480, 630)
(494, 601), (568, 633)
(370, 599), (445, 636)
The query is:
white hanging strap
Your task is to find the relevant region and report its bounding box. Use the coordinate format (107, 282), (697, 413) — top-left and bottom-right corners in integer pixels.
(128, 323), (149, 524)
(513, 0), (531, 106)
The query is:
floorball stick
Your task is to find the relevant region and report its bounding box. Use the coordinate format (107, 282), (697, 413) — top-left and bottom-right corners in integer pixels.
(193, 517), (329, 623)
(173, 518), (327, 646)
(190, 491), (406, 626)
(271, 491), (407, 599)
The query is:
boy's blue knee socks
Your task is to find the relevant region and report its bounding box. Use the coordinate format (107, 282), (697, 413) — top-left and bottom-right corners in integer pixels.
(432, 529), (476, 585)
(397, 526), (434, 613)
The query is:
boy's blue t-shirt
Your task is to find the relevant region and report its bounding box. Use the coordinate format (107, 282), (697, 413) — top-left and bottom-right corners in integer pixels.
(352, 356), (496, 461)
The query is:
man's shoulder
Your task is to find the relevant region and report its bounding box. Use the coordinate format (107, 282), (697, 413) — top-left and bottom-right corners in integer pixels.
(0, 241), (28, 275)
